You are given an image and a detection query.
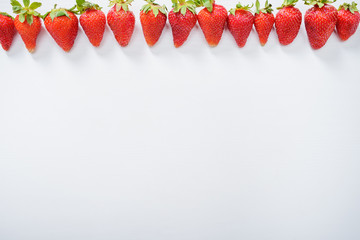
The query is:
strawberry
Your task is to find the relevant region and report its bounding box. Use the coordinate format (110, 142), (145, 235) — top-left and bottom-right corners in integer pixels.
(140, 0), (167, 47)
(168, 0), (197, 48)
(336, 2), (360, 41)
(43, 5), (79, 52)
(304, 0), (338, 49)
(254, 0), (274, 46)
(11, 0), (42, 53)
(275, 0), (302, 45)
(76, 0), (106, 47)
(107, 0), (135, 47)
(197, 0), (228, 47)
(227, 3), (254, 48)
(0, 12), (16, 51)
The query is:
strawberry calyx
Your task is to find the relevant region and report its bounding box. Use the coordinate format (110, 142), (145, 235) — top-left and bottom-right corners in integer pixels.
(108, 0), (134, 12)
(229, 2), (253, 15)
(11, 0), (42, 25)
(277, 0), (298, 9)
(197, 0), (216, 12)
(141, 0), (167, 17)
(0, 12), (14, 19)
(303, 0), (336, 8)
(339, 2), (358, 13)
(172, 0), (197, 15)
(76, 0), (102, 14)
(255, 0), (273, 14)
(42, 4), (78, 21)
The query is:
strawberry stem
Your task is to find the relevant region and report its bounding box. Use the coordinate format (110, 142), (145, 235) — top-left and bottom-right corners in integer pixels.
(277, 0), (298, 9)
(255, 0), (273, 14)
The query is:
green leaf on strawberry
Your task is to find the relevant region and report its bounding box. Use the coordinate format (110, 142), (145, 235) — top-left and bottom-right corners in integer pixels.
(140, 0), (167, 17)
(277, 0), (299, 9)
(11, 0), (42, 25)
(109, 0), (134, 12)
(229, 2), (253, 15)
(255, 0), (273, 14)
(43, 4), (77, 21)
(303, 0), (336, 8)
(0, 12), (14, 19)
(23, 0), (30, 7)
(172, 0), (197, 15)
(76, 0), (102, 14)
(339, 2), (358, 14)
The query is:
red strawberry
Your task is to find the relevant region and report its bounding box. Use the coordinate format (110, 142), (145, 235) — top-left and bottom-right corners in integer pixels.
(11, 0), (42, 53)
(44, 5), (79, 52)
(304, 0), (338, 49)
(107, 0), (135, 47)
(275, 0), (302, 45)
(76, 0), (106, 47)
(254, 0), (274, 46)
(140, 0), (167, 47)
(168, 0), (197, 48)
(336, 2), (360, 41)
(198, 0), (228, 47)
(227, 3), (254, 48)
(0, 12), (16, 51)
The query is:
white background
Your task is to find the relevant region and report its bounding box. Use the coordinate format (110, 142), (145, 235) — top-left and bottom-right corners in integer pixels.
(1, 0), (360, 239)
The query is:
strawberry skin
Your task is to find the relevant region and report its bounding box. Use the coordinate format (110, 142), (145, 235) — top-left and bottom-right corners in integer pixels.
(198, 4), (228, 47)
(80, 10), (106, 47)
(168, 9), (197, 48)
(14, 15), (41, 53)
(336, 3), (360, 41)
(304, 4), (338, 49)
(44, 11), (79, 52)
(0, 13), (16, 51)
(275, 6), (302, 45)
(227, 9), (254, 48)
(254, 12), (274, 46)
(254, 0), (274, 46)
(107, 5), (135, 47)
(11, 0), (42, 53)
(140, 9), (167, 47)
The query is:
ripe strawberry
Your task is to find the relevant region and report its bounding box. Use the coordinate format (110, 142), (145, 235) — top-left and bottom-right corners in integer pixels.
(254, 0), (274, 46)
(275, 0), (302, 45)
(168, 0), (197, 48)
(197, 0), (228, 47)
(76, 0), (106, 47)
(11, 0), (42, 53)
(0, 12), (16, 51)
(107, 0), (135, 47)
(336, 2), (360, 41)
(304, 0), (338, 49)
(227, 3), (254, 48)
(43, 5), (79, 52)
(140, 0), (167, 47)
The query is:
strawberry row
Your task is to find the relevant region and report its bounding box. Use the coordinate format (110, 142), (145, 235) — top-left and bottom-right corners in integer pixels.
(0, 0), (359, 52)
